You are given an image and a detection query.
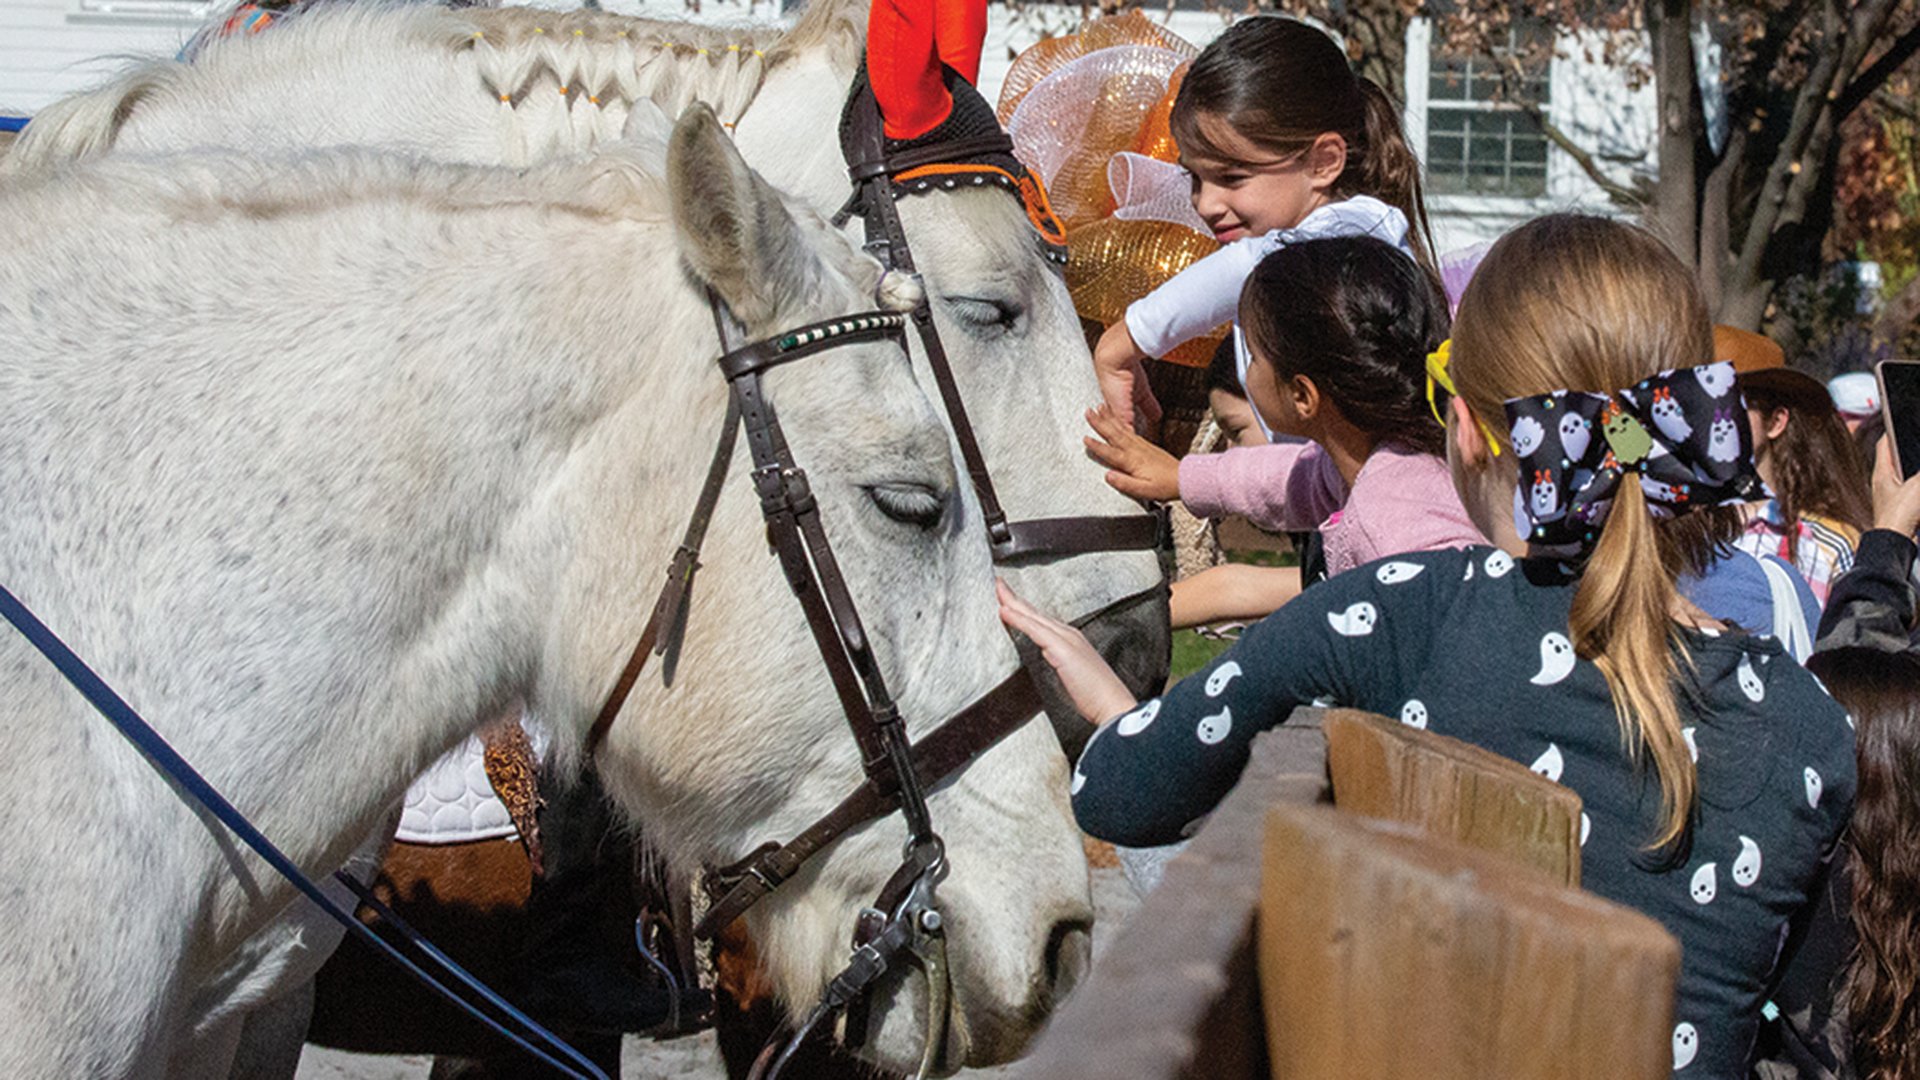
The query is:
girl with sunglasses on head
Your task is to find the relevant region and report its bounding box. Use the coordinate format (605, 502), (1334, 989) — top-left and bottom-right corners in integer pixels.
(1087, 235), (1481, 627)
(1005, 214), (1855, 1079)
(1088, 15), (1437, 432)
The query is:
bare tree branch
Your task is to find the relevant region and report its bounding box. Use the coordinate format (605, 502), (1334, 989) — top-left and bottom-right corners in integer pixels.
(1519, 102), (1649, 204)
(1838, 18), (1920, 118)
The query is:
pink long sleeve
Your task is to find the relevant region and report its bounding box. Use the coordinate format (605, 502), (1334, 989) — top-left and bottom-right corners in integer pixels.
(1176, 442), (1345, 534)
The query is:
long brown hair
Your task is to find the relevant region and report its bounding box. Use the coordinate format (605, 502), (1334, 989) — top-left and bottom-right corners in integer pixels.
(1169, 16), (1438, 282)
(1805, 647), (1920, 1080)
(1449, 213), (1710, 850)
(1745, 383), (1872, 559)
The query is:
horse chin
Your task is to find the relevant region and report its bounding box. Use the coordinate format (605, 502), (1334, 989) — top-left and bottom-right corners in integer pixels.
(845, 909), (1093, 1072)
(843, 970), (1033, 1075)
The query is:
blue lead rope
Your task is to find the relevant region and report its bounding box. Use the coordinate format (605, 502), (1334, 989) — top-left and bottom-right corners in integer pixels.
(0, 583), (610, 1080)
(0, 116), (28, 133)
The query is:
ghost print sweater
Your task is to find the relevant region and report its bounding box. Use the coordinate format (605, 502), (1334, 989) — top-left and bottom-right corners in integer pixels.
(1073, 546), (1856, 1079)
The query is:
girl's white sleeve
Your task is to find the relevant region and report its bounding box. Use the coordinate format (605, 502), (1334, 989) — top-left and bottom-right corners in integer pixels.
(1121, 237), (1271, 359)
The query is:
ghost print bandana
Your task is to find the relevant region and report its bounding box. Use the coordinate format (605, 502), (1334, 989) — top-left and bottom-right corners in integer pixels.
(1502, 360), (1766, 550)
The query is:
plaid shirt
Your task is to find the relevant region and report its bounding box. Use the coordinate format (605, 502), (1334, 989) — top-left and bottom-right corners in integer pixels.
(1734, 500), (1860, 609)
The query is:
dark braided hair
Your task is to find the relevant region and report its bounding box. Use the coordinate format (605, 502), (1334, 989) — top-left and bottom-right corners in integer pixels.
(1236, 235), (1450, 455)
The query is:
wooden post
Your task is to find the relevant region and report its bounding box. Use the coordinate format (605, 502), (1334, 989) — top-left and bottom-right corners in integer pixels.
(1260, 804), (1680, 1080)
(1322, 709), (1584, 887)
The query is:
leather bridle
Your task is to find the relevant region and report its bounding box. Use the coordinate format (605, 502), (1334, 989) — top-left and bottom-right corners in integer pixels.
(587, 293), (1050, 1078)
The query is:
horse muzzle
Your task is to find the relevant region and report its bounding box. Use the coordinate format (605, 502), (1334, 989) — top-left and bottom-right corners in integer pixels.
(1027, 578), (1172, 761)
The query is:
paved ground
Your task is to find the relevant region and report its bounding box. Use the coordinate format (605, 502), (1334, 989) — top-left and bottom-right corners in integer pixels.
(295, 861), (1139, 1079)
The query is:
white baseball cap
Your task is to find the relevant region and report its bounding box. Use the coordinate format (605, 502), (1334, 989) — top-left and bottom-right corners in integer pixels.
(1828, 371), (1880, 417)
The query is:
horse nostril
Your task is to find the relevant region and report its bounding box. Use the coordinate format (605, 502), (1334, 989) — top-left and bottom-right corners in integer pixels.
(1044, 919), (1093, 1002)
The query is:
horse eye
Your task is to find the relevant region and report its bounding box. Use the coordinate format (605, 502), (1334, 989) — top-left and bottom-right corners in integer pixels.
(865, 483), (946, 530)
(944, 296), (1025, 334)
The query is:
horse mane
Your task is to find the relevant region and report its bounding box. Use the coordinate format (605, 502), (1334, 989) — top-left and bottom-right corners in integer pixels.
(4, 0), (869, 175)
(8, 141), (671, 227)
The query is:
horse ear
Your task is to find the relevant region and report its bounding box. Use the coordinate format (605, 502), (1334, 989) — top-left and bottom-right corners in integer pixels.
(667, 101), (814, 331)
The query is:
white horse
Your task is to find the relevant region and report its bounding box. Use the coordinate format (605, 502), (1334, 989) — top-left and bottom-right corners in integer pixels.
(0, 107), (1090, 1078)
(5, 0), (1173, 706)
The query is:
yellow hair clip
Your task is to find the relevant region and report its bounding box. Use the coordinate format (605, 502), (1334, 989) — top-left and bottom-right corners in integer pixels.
(1424, 339), (1503, 457)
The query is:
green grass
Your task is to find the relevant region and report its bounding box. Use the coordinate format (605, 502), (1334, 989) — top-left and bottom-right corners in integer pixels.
(1166, 545), (1299, 679)
(1170, 630), (1233, 679)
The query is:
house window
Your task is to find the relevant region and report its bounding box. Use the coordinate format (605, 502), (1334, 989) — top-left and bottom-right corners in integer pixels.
(1426, 27), (1550, 198)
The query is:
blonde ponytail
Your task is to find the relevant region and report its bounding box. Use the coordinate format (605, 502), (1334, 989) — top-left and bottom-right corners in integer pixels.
(1568, 480), (1697, 849)
(1450, 214), (1711, 852)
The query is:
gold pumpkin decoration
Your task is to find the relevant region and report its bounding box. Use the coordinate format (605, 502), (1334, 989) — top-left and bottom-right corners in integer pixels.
(1066, 218), (1226, 369)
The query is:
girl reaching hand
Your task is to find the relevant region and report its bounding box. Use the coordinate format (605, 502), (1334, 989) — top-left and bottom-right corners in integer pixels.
(1092, 15), (1437, 431)
(1087, 236), (1481, 626)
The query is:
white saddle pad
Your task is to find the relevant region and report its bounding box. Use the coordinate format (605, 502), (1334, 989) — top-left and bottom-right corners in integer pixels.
(397, 717), (551, 845)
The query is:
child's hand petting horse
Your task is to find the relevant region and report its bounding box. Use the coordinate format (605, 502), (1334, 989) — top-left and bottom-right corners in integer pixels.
(996, 580), (1138, 726)
(1084, 404), (1181, 502)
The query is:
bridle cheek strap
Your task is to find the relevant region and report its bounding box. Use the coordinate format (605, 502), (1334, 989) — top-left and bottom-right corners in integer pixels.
(839, 79), (1162, 568)
(585, 310), (913, 758)
(694, 659), (1043, 940)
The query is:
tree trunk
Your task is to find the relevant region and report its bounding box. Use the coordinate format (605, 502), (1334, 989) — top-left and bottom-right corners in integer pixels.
(1645, 0), (1702, 268)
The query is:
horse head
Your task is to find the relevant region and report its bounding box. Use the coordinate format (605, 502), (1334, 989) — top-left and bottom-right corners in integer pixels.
(581, 105), (1097, 1072)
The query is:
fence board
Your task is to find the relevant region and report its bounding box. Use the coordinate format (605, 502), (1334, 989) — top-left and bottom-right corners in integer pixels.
(1323, 708), (1583, 886)
(1260, 803), (1679, 1080)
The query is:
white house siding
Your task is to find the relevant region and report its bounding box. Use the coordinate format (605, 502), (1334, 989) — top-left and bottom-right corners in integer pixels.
(0, 0), (208, 114)
(1405, 17), (1655, 252)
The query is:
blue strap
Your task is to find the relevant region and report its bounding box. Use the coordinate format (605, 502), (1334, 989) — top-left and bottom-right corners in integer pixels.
(0, 116), (27, 133)
(0, 583), (610, 1080)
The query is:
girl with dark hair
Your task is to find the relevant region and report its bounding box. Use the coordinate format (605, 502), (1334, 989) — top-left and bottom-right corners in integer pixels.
(1762, 645), (1920, 1080)
(1759, 438), (1920, 1074)
(1086, 236), (1481, 622)
(1007, 214), (1855, 1079)
(1717, 327), (1873, 606)
(1201, 335), (1264, 451)
(1090, 15), (1438, 431)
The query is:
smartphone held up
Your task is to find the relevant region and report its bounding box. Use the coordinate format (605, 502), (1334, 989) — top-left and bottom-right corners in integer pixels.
(1876, 360), (1920, 481)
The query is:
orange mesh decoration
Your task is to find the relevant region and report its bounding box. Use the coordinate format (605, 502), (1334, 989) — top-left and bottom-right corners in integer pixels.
(1002, 15), (1223, 369)
(995, 33), (1086, 124)
(995, 9), (1197, 123)
(1008, 46), (1192, 229)
(1130, 63), (1187, 163)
